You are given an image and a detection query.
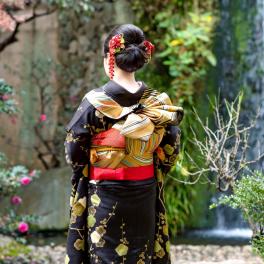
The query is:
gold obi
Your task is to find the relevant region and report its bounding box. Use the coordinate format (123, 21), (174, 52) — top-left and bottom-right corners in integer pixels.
(86, 89), (184, 170)
(89, 128), (163, 169)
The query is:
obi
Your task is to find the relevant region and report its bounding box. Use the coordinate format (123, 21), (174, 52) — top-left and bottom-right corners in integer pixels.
(89, 127), (158, 180)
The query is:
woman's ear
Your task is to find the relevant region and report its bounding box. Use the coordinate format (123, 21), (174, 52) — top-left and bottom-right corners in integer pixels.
(105, 53), (110, 64)
(103, 53), (110, 77)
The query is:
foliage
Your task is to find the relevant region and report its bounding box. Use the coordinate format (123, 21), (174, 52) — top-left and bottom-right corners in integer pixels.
(156, 11), (217, 105)
(0, 209), (40, 244)
(0, 153), (40, 197)
(132, 0), (218, 104)
(0, 164), (29, 197)
(164, 169), (195, 235)
(45, 0), (95, 13)
(252, 234), (264, 260)
(132, 0), (218, 236)
(0, 79), (41, 241)
(0, 152), (41, 243)
(0, 241), (31, 259)
(0, 79), (18, 115)
(210, 170), (264, 259)
(0, 240), (48, 263)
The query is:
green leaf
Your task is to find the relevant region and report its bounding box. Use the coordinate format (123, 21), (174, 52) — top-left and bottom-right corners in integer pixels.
(206, 52), (217, 66)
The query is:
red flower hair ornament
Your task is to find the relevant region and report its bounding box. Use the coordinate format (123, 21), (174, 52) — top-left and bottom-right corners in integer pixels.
(108, 33), (155, 79)
(143, 40), (155, 63)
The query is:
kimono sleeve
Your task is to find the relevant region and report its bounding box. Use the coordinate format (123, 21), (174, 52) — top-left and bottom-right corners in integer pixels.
(156, 124), (182, 175)
(64, 97), (96, 184)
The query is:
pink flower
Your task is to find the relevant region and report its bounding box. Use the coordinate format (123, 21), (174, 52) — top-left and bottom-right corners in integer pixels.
(10, 116), (17, 124)
(69, 95), (78, 104)
(1, 94), (9, 100)
(28, 170), (36, 177)
(20, 176), (31, 185)
(39, 114), (47, 122)
(11, 195), (22, 205)
(0, 9), (16, 32)
(18, 222), (29, 233)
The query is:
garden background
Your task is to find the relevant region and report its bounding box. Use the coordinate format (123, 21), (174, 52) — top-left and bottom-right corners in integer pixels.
(0, 0), (263, 263)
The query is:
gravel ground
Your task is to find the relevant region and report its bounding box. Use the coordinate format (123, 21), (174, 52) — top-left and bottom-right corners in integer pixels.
(170, 245), (264, 264)
(33, 244), (264, 264)
(0, 234), (263, 263)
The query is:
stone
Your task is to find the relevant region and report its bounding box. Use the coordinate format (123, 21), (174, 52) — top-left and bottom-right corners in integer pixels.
(78, 35), (87, 47)
(12, 167), (72, 230)
(69, 40), (78, 54)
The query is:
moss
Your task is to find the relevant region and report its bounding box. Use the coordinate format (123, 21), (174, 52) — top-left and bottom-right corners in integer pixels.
(232, 9), (251, 55)
(0, 241), (31, 259)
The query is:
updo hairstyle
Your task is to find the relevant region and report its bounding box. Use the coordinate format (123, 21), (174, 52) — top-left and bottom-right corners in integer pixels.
(103, 24), (149, 72)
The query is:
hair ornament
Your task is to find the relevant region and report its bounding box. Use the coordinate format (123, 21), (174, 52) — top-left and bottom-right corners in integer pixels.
(143, 40), (155, 63)
(107, 33), (155, 79)
(108, 33), (125, 79)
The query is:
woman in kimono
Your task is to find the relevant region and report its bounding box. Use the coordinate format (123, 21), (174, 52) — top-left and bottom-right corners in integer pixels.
(64, 24), (184, 264)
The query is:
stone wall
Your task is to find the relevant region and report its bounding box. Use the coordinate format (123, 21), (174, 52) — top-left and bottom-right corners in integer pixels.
(0, 0), (134, 230)
(0, 10), (59, 169)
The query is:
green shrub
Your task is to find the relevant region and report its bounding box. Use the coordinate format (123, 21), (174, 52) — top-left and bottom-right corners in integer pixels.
(165, 172), (195, 235)
(0, 241), (31, 258)
(0, 79), (17, 115)
(210, 170), (264, 259)
(252, 234), (264, 260)
(0, 149), (40, 242)
(0, 240), (47, 263)
(156, 11), (217, 105)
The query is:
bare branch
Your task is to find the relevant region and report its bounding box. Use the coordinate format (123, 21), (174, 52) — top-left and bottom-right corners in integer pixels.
(177, 90), (264, 191)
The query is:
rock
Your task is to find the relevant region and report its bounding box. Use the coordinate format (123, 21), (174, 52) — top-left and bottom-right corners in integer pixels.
(78, 35), (87, 47)
(69, 40), (78, 54)
(170, 245), (264, 264)
(15, 167), (72, 230)
(0, 234), (13, 247)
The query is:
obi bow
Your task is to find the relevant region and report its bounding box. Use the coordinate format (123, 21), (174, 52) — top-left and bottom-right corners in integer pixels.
(85, 89), (184, 141)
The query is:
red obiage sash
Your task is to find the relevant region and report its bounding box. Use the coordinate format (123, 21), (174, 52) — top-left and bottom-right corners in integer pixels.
(90, 164), (154, 181)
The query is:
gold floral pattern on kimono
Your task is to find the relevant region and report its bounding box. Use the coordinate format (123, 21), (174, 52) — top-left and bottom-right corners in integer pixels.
(87, 186), (118, 261)
(115, 218), (129, 260)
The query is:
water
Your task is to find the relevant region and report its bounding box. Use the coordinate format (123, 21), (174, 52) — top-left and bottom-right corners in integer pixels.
(174, 196), (252, 246)
(174, 228), (252, 245)
(194, 228), (252, 238)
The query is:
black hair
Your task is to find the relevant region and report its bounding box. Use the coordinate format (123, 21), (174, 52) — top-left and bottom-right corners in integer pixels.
(103, 24), (149, 72)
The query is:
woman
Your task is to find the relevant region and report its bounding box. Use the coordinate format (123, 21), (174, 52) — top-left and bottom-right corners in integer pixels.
(64, 24), (184, 264)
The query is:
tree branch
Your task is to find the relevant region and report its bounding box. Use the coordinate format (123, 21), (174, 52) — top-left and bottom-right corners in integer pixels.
(0, 5), (56, 52)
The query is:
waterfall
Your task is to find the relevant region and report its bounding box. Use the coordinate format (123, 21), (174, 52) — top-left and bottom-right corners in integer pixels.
(215, 0), (264, 166)
(202, 0), (263, 241)
(245, 0), (264, 169)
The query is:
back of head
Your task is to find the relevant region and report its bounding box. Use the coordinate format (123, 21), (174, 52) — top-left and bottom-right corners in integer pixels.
(103, 24), (150, 73)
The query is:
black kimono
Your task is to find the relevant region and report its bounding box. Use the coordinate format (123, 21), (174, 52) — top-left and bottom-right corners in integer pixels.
(64, 79), (184, 264)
